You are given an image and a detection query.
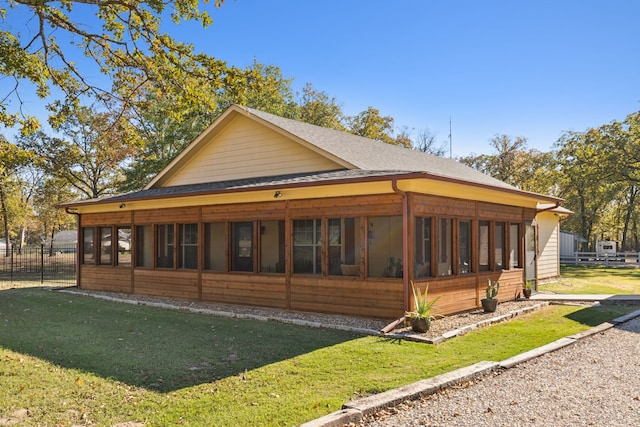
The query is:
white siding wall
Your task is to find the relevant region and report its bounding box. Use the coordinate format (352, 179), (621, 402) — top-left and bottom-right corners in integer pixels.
(537, 212), (560, 280)
(163, 116), (342, 186)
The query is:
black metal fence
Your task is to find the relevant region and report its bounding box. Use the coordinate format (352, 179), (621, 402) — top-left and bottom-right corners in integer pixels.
(0, 244), (77, 286)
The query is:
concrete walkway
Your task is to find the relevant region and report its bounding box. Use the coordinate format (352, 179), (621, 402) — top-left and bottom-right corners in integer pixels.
(301, 294), (640, 427)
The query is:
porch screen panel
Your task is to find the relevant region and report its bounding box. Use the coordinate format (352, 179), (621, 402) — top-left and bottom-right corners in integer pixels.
(328, 217), (361, 276)
(82, 227), (95, 265)
(509, 223), (521, 268)
(495, 222), (505, 270)
(204, 222), (226, 271)
(478, 221), (490, 271)
(156, 224), (174, 268)
(135, 225), (152, 268)
(438, 218), (453, 276)
(99, 227), (112, 265)
(459, 220), (472, 274)
(414, 217), (432, 278)
(117, 226), (132, 267)
(232, 222), (254, 272)
(179, 223), (198, 269)
(368, 216), (403, 278)
(260, 220), (284, 273)
(293, 219), (321, 274)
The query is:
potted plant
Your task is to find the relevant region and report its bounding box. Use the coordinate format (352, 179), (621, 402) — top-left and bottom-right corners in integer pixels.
(405, 282), (441, 333)
(481, 279), (500, 313)
(522, 280), (532, 299)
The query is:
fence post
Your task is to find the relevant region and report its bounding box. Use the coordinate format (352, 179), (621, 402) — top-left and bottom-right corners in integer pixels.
(10, 244), (13, 282)
(40, 243), (44, 284)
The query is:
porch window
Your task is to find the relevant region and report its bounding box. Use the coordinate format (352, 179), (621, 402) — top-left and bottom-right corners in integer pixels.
(99, 227), (112, 265)
(479, 221), (490, 271)
(368, 216), (403, 278)
(117, 226), (132, 267)
(495, 222), (506, 270)
(438, 218), (453, 276)
(414, 217), (432, 278)
(156, 224), (174, 268)
(509, 223), (521, 268)
(231, 222), (254, 272)
(328, 217), (361, 276)
(178, 223), (198, 269)
(293, 219), (321, 274)
(135, 225), (152, 268)
(204, 222), (226, 271)
(82, 227), (95, 265)
(459, 220), (472, 274)
(260, 220), (284, 273)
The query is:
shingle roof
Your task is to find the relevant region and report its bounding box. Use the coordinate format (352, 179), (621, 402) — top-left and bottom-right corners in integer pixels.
(244, 106), (516, 191)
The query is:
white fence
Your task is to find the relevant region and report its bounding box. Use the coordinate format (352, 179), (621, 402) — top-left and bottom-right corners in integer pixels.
(560, 252), (640, 267)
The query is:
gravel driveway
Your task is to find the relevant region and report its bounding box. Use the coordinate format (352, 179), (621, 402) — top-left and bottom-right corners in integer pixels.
(356, 316), (640, 427)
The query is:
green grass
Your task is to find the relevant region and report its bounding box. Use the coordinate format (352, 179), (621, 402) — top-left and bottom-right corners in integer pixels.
(540, 265), (640, 294)
(0, 287), (637, 426)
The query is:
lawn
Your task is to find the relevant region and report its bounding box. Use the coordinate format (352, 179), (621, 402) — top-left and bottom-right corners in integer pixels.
(0, 287), (636, 426)
(540, 265), (640, 294)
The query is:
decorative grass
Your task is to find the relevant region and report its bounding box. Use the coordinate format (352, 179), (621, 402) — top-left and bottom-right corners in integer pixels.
(540, 265), (640, 294)
(0, 287), (636, 426)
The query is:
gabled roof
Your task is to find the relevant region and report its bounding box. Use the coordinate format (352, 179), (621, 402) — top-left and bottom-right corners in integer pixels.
(146, 105), (516, 192)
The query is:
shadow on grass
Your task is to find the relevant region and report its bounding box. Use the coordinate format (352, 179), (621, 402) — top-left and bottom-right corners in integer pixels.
(0, 288), (361, 393)
(565, 303), (640, 328)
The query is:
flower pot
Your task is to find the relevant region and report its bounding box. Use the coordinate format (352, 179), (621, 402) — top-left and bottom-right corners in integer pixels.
(411, 317), (430, 333)
(481, 298), (498, 313)
(523, 288), (532, 299)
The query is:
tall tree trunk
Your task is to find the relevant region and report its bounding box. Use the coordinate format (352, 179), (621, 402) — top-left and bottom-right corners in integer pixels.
(621, 185), (638, 251)
(0, 178), (10, 257)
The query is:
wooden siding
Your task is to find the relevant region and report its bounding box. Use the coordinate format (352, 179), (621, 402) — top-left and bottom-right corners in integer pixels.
(536, 212), (560, 280)
(162, 116), (343, 186)
(134, 207), (199, 224)
(201, 272), (287, 309)
(290, 277), (403, 319)
(477, 202), (523, 222)
(133, 269), (199, 299)
(81, 211), (131, 226)
(412, 194), (476, 217)
(80, 265), (132, 293)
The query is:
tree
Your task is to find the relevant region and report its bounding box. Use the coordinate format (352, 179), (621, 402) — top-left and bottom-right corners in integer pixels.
(413, 128), (448, 157)
(347, 107), (396, 145)
(298, 83), (346, 131)
(19, 106), (138, 199)
(0, 0), (258, 134)
(0, 134), (36, 252)
(554, 130), (617, 250)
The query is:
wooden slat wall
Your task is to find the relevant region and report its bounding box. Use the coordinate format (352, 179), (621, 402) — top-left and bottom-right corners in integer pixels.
(201, 272), (287, 309)
(415, 276), (479, 316)
(478, 202), (523, 222)
(412, 194), (476, 217)
(80, 266), (132, 293)
(134, 207), (199, 223)
(288, 194), (402, 218)
(81, 211), (131, 226)
(202, 201), (287, 221)
(290, 277), (403, 319)
(133, 269), (199, 299)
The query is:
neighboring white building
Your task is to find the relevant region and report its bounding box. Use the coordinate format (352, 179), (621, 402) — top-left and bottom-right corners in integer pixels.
(560, 230), (587, 256)
(596, 240), (617, 256)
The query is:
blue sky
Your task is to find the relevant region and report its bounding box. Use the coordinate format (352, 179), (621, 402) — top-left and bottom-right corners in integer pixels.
(4, 0), (640, 157)
(190, 0), (640, 156)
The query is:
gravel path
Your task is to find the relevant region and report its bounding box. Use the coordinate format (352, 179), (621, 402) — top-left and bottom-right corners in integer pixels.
(355, 316), (640, 427)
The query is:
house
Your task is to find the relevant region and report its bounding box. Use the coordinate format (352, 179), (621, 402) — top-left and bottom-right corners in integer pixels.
(62, 105), (567, 319)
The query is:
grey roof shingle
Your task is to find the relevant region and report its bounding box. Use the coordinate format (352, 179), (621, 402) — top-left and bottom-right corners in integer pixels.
(244, 107), (516, 191)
